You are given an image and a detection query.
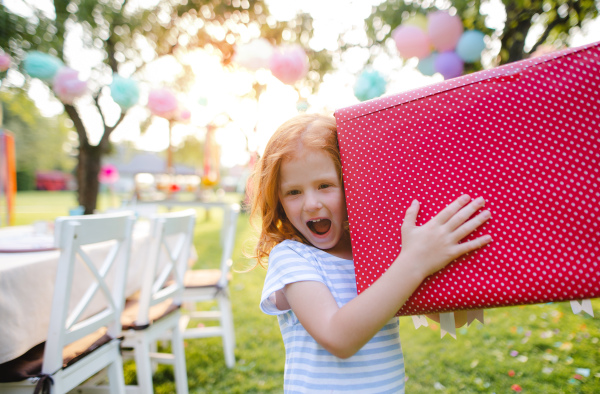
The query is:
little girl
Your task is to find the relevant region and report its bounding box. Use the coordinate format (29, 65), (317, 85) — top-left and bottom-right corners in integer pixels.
(249, 113), (491, 393)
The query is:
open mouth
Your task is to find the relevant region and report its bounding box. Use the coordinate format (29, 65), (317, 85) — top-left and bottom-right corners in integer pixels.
(307, 219), (331, 235)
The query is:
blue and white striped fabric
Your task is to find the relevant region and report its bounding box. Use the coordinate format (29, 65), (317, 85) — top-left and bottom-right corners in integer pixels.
(261, 240), (405, 393)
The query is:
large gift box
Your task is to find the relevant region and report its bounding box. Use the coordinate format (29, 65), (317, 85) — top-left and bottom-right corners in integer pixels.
(335, 42), (600, 316)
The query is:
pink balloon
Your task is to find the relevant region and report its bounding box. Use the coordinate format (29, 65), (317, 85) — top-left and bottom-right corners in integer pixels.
(392, 25), (431, 59)
(53, 67), (87, 104)
(269, 44), (309, 85)
(0, 53), (11, 72)
(148, 88), (178, 119)
(427, 11), (464, 52)
(433, 51), (464, 79)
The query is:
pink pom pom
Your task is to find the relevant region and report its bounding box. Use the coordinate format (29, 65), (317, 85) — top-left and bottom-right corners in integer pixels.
(178, 108), (191, 122)
(0, 53), (11, 72)
(148, 88), (178, 119)
(392, 25), (432, 60)
(427, 11), (464, 52)
(99, 164), (119, 184)
(53, 67), (87, 104)
(233, 38), (274, 70)
(269, 44), (309, 85)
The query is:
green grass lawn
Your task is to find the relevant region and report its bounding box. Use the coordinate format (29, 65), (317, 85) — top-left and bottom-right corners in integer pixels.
(5, 191), (600, 393)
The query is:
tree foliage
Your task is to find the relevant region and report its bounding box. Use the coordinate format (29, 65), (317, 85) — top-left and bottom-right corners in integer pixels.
(0, 0), (330, 213)
(362, 0), (598, 69)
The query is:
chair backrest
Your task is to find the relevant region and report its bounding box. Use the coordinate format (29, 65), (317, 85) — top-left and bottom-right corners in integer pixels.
(44, 211), (136, 374)
(217, 204), (240, 289)
(136, 209), (196, 325)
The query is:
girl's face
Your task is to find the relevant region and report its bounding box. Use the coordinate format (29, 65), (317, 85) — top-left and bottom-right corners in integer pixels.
(278, 147), (352, 259)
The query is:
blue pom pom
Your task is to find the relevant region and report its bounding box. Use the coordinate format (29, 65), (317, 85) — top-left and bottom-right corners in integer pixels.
(23, 51), (63, 82)
(354, 70), (387, 102)
(110, 75), (140, 110)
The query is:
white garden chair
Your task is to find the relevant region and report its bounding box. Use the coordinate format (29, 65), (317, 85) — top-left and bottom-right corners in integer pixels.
(179, 204), (240, 368)
(0, 211), (136, 394)
(119, 209), (196, 394)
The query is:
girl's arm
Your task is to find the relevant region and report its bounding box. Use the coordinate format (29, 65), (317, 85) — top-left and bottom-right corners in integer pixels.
(283, 195), (491, 358)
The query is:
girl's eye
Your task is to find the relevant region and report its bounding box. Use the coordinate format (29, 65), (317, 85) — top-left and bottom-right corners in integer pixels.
(287, 190), (300, 196)
(318, 184), (331, 190)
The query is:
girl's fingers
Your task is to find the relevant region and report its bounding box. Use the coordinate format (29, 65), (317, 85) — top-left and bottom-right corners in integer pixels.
(433, 194), (471, 224)
(452, 210), (491, 241)
(445, 197), (487, 231)
(402, 199), (420, 229)
(454, 234), (492, 256)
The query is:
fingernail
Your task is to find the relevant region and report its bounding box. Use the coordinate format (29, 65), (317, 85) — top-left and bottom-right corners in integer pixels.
(412, 199), (419, 206)
(476, 197), (485, 204)
(484, 235), (492, 242)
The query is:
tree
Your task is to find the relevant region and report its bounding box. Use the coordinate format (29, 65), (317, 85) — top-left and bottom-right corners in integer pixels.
(0, 0), (331, 213)
(362, 0), (598, 69)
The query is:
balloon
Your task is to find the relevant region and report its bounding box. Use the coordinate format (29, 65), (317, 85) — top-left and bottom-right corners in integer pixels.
(456, 30), (486, 62)
(99, 164), (119, 184)
(433, 51), (464, 80)
(233, 38), (274, 70)
(404, 14), (428, 31)
(0, 53), (11, 72)
(269, 44), (309, 85)
(427, 11), (463, 52)
(417, 53), (438, 76)
(392, 25), (431, 60)
(53, 67), (87, 104)
(354, 70), (387, 102)
(148, 88), (178, 118)
(24, 51), (64, 82)
(110, 75), (139, 109)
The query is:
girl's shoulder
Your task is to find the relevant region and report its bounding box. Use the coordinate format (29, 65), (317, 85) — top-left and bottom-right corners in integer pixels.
(272, 239), (352, 263)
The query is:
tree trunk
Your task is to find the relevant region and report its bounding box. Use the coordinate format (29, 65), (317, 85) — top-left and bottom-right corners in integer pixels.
(77, 143), (101, 214)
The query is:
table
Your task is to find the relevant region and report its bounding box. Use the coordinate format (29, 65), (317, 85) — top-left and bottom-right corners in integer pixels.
(0, 220), (191, 364)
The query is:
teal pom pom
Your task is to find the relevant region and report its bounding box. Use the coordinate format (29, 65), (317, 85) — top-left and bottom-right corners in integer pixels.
(23, 51), (63, 82)
(110, 75), (139, 110)
(354, 70), (387, 102)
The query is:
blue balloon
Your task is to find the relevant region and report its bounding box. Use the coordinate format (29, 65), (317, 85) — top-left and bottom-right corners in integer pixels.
(456, 30), (486, 63)
(417, 53), (438, 76)
(354, 70), (387, 102)
(110, 75), (140, 110)
(23, 51), (63, 82)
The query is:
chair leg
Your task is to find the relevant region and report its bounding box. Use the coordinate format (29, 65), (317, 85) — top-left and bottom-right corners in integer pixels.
(218, 295), (236, 368)
(133, 337), (154, 394)
(106, 356), (126, 394)
(171, 325), (189, 394)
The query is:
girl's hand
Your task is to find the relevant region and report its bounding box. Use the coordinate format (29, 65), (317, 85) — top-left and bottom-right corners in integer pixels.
(399, 194), (491, 279)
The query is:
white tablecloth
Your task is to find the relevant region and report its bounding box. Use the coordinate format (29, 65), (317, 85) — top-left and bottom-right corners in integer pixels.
(0, 221), (174, 364)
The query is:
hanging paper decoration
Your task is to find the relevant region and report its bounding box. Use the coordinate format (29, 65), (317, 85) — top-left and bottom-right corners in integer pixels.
(110, 75), (139, 110)
(392, 25), (431, 60)
(177, 108), (191, 122)
(354, 70), (387, 102)
(0, 53), (11, 72)
(417, 53), (438, 76)
(427, 11), (463, 52)
(148, 88), (178, 119)
(53, 67), (88, 104)
(233, 38), (274, 71)
(433, 51), (464, 79)
(456, 30), (486, 62)
(269, 44), (309, 85)
(23, 51), (64, 82)
(98, 164), (119, 184)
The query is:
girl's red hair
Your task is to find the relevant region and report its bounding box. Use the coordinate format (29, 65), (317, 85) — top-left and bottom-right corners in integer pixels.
(248, 113), (341, 267)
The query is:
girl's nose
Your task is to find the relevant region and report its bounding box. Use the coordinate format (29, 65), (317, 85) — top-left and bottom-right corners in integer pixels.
(303, 192), (322, 211)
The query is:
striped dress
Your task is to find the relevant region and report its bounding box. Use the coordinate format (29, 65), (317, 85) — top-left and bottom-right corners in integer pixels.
(261, 240), (405, 393)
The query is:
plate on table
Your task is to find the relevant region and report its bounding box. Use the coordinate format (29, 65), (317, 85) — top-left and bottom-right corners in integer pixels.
(0, 233), (56, 253)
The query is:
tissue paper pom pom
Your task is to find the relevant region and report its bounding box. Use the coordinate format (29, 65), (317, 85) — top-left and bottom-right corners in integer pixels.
(0, 53), (11, 72)
(110, 75), (139, 109)
(99, 164), (119, 184)
(148, 88), (178, 118)
(24, 51), (64, 81)
(354, 70), (387, 102)
(233, 38), (274, 70)
(433, 51), (464, 79)
(177, 108), (191, 122)
(392, 25), (431, 60)
(417, 53), (438, 76)
(53, 67), (87, 104)
(269, 44), (309, 85)
(427, 11), (463, 52)
(456, 30), (486, 62)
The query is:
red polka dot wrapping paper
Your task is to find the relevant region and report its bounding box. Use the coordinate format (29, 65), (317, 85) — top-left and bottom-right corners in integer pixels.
(335, 42), (600, 316)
